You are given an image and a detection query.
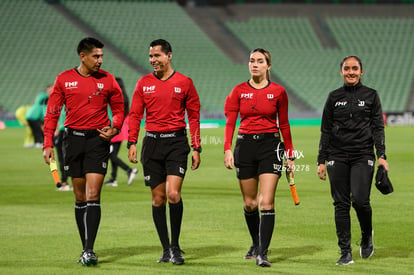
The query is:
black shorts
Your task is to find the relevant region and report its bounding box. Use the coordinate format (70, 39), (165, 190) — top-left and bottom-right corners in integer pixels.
(234, 133), (283, 179)
(141, 130), (191, 187)
(63, 128), (110, 178)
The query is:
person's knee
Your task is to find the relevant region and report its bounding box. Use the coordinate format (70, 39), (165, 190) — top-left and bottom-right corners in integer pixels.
(167, 190), (181, 204)
(74, 191), (86, 203)
(86, 188), (101, 201)
(259, 201), (274, 211)
(334, 200), (351, 212)
(152, 192), (167, 207)
(244, 198), (259, 212)
(352, 199), (370, 211)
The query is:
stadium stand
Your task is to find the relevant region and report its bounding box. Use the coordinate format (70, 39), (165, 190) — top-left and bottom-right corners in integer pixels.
(60, 0), (247, 113)
(0, 1), (413, 116)
(0, 0), (141, 114)
(226, 16), (414, 112)
(326, 17), (414, 112)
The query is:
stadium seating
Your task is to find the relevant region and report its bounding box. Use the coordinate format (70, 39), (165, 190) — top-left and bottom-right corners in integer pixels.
(0, 0), (141, 113)
(60, 0), (247, 113)
(226, 16), (414, 112)
(326, 17), (414, 112)
(0, 1), (412, 115)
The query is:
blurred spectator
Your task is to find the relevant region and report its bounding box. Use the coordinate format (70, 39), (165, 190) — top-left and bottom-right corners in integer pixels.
(54, 107), (71, 191)
(104, 77), (138, 187)
(15, 104), (35, 147)
(26, 84), (53, 148)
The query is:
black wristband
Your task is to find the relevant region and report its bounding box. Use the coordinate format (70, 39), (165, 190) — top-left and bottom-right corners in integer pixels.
(379, 154), (387, 160)
(127, 141), (136, 149)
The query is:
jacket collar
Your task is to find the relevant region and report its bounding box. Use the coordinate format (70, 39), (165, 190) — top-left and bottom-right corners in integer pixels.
(343, 81), (362, 92)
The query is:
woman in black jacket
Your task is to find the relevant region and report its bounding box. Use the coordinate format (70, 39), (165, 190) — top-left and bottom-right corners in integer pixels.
(317, 55), (389, 265)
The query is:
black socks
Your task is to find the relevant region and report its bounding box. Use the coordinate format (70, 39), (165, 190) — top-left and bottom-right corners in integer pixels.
(152, 199), (184, 250)
(244, 208), (260, 247)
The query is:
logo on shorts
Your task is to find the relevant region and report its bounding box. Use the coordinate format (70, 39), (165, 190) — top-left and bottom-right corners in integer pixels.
(179, 167), (185, 174)
(327, 160), (335, 168)
(368, 160), (374, 167)
(102, 162), (107, 169)
(144, 175), (151, 184)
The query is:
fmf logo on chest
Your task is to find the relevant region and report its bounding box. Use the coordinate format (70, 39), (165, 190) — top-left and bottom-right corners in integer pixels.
(97, 83), (104, 90)
(174, 87), (181, 94)
(143, 85), (155, 93)
(335, 101), (347, 107)
(241, 93), (253, 100)
(267, 94), (274, 100)
(65, 81), (78, 89)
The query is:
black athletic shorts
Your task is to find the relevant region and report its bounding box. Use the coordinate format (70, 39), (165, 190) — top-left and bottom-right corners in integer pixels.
(63, 128), (110, 178)
(141, 130), (190, 187)
(234, 132), (283, 179)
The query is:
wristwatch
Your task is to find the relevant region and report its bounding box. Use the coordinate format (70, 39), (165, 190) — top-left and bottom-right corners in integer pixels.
(194, 147), (202, 153)
(127, 141), (136, 149)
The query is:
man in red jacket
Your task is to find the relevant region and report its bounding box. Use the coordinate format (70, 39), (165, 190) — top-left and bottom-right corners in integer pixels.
(128, 39), (201, 265)
(43, 37), (124, 266)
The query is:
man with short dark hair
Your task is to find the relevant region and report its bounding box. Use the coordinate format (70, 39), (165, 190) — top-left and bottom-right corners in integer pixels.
(43, 37), (124, 266)
(128, 39), (201, 265)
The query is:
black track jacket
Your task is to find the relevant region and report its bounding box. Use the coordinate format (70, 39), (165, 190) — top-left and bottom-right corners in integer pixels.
(318, 82), (385, 164)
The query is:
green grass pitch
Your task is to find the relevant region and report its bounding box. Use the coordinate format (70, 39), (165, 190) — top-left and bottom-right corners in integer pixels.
(0, 126), (413, 274)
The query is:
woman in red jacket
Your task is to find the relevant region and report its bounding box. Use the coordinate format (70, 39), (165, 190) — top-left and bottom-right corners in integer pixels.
(224, 48), (295, 268)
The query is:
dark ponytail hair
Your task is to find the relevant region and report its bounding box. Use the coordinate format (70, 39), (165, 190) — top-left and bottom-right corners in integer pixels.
(340, 55), (363, 71)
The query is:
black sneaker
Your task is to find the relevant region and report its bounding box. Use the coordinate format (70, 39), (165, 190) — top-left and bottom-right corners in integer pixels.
(157, 249), (170, 263)
(244, 245), (258, 259)
(336, 251), (354, 265)
(80, 249), (98, 266)
(256, 250), (271, 267)
(360, 231), (374, 259)
(170, 246), (184, 265)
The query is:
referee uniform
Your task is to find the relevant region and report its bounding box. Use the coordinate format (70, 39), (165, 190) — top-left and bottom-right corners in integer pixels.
(225, 75), (295, 266)
(128, 71), (201, 185)
(128, 39), (201, 265)
(318, 81), (386, 264)
(43, 38), (124, 266)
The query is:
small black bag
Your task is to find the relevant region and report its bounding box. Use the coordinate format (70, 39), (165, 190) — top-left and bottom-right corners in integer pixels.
(375, 165), (393, 195)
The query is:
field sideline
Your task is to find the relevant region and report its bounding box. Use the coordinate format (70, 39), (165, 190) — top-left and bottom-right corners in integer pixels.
(0, 126), (413, 274)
